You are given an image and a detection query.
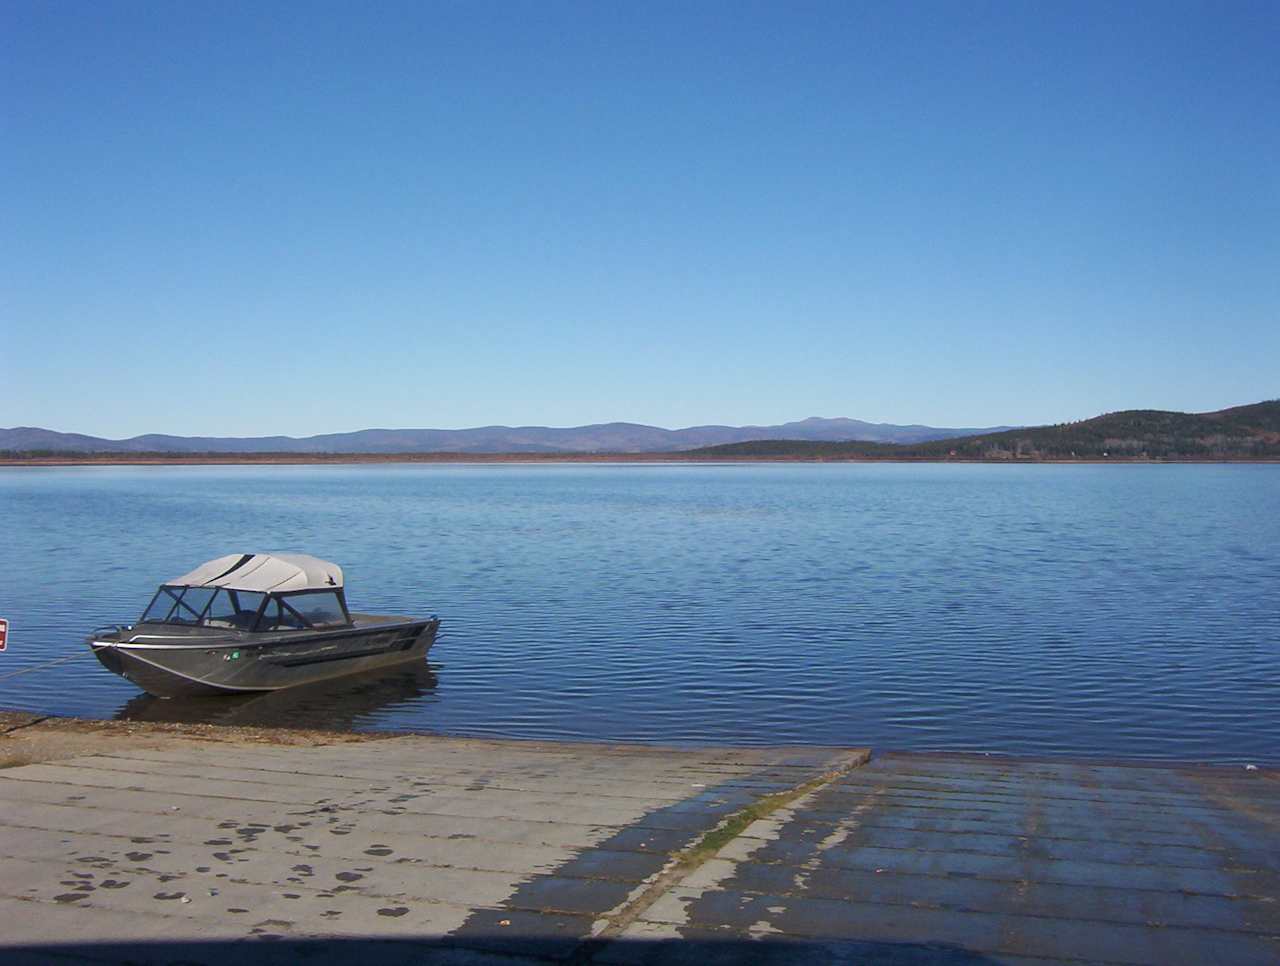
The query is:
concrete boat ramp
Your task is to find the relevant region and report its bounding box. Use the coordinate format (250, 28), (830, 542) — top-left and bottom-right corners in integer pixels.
(0, 715), (1277, 964)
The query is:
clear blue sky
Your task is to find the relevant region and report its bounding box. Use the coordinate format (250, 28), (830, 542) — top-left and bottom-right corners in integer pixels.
(3, 1), (1277, 437)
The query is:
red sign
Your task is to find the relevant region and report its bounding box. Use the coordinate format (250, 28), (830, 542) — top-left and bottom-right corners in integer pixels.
(0, 619), (7, 652)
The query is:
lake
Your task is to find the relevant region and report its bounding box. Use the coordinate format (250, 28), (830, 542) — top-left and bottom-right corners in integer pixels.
(1, 463), (1276, 763)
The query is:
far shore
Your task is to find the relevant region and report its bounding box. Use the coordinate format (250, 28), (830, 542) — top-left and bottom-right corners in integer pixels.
(2, 452), (1279, 467)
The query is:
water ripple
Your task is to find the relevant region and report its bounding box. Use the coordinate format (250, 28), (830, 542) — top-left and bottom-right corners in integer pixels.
(1, 463), (1277, 762)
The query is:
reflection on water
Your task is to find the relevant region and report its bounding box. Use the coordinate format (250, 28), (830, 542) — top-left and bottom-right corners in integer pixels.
(116, 662), (440, 731)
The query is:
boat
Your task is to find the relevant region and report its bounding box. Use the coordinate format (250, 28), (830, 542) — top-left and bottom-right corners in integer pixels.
(87, 553), (439, 698)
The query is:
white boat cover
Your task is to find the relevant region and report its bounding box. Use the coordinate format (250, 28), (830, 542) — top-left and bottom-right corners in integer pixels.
(168, 553), (344, 592)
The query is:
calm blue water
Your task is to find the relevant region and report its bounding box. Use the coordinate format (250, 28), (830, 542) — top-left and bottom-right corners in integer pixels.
(1, 463), (1277, 762)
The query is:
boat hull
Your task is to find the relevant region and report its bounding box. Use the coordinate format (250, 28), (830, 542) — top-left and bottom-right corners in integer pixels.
(90, 618), (439, 698)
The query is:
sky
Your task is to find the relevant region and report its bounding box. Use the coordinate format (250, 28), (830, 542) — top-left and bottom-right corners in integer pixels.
(2, 1), (1277, 438)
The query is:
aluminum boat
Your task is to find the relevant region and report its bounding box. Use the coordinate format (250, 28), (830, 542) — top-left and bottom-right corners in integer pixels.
(87, 553), (439, 698)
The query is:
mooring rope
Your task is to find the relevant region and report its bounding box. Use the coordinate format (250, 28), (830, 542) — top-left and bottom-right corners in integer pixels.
(0, 651), (93, 683)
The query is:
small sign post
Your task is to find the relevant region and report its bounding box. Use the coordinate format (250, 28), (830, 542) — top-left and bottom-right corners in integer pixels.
(0, 618), (7, 652)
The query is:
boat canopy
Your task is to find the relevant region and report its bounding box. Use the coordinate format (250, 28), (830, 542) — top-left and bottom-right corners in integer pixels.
(168, 553), (344, 593)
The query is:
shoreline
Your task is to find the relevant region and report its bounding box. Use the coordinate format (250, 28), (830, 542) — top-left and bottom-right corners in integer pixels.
(4, 453), (1279, 466)
(1, 710), (739, 769)
(0, 710), (391, 769)
(3, 710), (1269, 769)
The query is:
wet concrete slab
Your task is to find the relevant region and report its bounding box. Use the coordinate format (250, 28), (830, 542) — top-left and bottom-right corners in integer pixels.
(1, 735), (1278, 963)
(626, 752), (1280, 965)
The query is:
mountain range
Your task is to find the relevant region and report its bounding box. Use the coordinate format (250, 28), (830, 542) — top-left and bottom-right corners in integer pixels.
(0, 417), (1014, 455)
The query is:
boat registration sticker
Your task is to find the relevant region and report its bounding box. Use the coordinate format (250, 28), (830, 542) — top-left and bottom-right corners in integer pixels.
(0, 618), (8, 651)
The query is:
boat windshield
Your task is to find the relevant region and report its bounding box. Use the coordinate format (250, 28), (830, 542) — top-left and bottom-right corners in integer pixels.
(141, 586), (266, 629)
(257, 591), (350, 631)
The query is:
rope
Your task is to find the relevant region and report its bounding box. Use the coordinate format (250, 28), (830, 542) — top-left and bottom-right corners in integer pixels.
(0, 650), (93, 683)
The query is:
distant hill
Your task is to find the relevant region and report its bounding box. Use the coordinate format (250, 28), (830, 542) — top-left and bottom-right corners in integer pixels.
(689, 401), (1280, 460)
(0, 417), (1012, 455)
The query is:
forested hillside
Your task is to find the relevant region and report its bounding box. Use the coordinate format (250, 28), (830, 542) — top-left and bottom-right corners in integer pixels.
(691, 401), (1280, 460)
